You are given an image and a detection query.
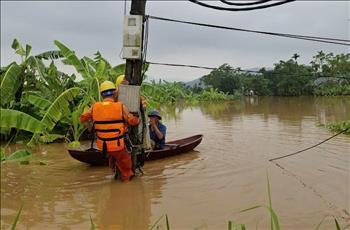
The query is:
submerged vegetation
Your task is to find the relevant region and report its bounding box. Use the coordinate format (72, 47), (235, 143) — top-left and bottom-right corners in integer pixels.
(142, 80), (233, 108)
(326, 120), (350, 135)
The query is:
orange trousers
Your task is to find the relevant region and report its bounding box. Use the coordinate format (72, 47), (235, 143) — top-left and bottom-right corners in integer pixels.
(108, 148), (134, 181)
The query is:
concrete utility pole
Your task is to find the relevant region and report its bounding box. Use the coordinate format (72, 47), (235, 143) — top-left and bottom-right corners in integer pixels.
(124, 0), (147, 171)
(125, 0), (147, 85)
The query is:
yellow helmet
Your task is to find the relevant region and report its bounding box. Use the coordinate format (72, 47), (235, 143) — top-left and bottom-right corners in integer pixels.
(100, 81), (116, 93)
(115, 75), (125, 87)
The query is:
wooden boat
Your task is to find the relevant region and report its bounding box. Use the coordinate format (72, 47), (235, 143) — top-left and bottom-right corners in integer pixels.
(68, 134), (203, 166)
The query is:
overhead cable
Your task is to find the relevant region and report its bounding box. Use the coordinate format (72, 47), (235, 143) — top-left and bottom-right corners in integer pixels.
(188, 0), (296, 11)
(146, 61), (215, 70)
(146, 61), (350, 80)
(219, 0), (271, 6)
(147, 15), (350, 46)
(147, 61), (267, 74)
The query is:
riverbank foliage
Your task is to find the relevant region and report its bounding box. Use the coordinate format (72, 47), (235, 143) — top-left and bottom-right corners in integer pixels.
(199, 52), (350, 96)
(142, 80), (233, 108)
(326, 120), (350, 135)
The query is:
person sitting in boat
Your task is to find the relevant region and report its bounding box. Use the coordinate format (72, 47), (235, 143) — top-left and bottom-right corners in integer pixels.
(80, 80), (140, 181)
(148, 110), (167, 150)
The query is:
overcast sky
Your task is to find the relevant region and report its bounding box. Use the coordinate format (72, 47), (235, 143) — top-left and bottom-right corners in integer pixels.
(1, 1), (349, 82)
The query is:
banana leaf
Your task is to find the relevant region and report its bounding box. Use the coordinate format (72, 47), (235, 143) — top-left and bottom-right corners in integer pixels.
(39, 134), (65, 143)
(94, 60), (106, 82)
(26, 94), (51, 111)
(111, 63), (125, 77)
(28, 87), (81, 145)
(0, 109), (45, 133)
(3, 149), (32, 162)
(11, 39), (25, 57)
(94, 51), (112, 69)
(54, 40), (92, 79)
(89, 77), (101, 102)
(35, 50), (63, 60)
(0, 63), (23, 107)
(39, 87), (81, 131)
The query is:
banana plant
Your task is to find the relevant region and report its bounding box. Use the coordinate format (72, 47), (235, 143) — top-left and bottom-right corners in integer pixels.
(1, 39), (150, 145)
(28, 87), (82, 145)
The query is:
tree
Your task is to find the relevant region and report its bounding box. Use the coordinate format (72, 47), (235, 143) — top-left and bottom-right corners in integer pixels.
(202, 64), (242, 94)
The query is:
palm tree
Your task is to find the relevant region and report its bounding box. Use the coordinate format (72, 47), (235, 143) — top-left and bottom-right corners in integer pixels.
(292, 53), (300, 62)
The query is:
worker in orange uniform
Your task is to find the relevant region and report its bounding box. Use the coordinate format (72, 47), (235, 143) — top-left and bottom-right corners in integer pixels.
(80, 80), (140, 181)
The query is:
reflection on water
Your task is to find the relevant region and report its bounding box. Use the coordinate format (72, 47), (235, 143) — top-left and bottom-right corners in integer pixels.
(200, 96), (350, 125)
(1, 97), (349, 229)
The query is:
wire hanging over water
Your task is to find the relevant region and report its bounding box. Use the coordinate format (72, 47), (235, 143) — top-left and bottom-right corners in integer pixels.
(148, 15), (350, 46)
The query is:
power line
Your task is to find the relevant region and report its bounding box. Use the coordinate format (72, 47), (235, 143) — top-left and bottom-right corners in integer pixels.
(189, 0), (296, 11)
(147, 15), (350, 46)
(219, 0), (271, 6)
(146, 61), (350, 80)
(146, 61), (266, 74)
(269, 127), (350, 162)
(146, 61), (215, 70)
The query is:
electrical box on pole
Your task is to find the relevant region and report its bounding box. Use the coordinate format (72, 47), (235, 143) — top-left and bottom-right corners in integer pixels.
(122, 15), (143, 60)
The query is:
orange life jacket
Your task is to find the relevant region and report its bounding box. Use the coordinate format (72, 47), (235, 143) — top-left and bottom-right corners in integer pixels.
(92, 101), (126, 153)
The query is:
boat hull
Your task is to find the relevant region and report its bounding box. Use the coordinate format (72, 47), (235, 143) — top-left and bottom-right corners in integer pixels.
(68, 134), (203, 166)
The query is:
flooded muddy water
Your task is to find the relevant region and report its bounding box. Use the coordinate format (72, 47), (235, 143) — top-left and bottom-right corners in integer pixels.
(1, 96), (350, 229)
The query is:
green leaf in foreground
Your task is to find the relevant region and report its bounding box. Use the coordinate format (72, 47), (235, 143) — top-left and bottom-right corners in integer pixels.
(1, 148), (5, 161)
(148, 215), (164, 230)
(315, 215), (331, 230)
(10, 205), (23, 230)
(39, 134), (65, 143)
(67, 141), (81, 148)
(266, 173), (273, 230)
(3, 149), (32, 162)
(0, 109), (45, 133)
(240, 205), (280, 230)
(228, 220), (233, 230)
(0, 63), (22, 107)
(90, 215), (95, 230)
(335, 218), (341, 230)
(228, 220), (246, 230)
(165, 214), (170, 230)
(238, 174), (280, 230)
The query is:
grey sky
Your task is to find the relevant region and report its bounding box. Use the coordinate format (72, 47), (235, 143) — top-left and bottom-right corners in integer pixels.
(1, 1), (349, 82)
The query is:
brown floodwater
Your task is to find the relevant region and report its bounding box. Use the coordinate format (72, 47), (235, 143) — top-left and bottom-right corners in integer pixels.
(1, 96), (350, 229)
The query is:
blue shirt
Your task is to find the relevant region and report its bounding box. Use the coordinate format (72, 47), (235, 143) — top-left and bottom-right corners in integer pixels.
(149, 122), (166, 149)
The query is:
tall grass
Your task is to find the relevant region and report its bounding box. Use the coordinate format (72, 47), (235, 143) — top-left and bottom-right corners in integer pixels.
(236, 174), (280, 230)
(1, 205), (23, 230)
(148, 174), (344, 230)
(90, 215), (96, 230)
